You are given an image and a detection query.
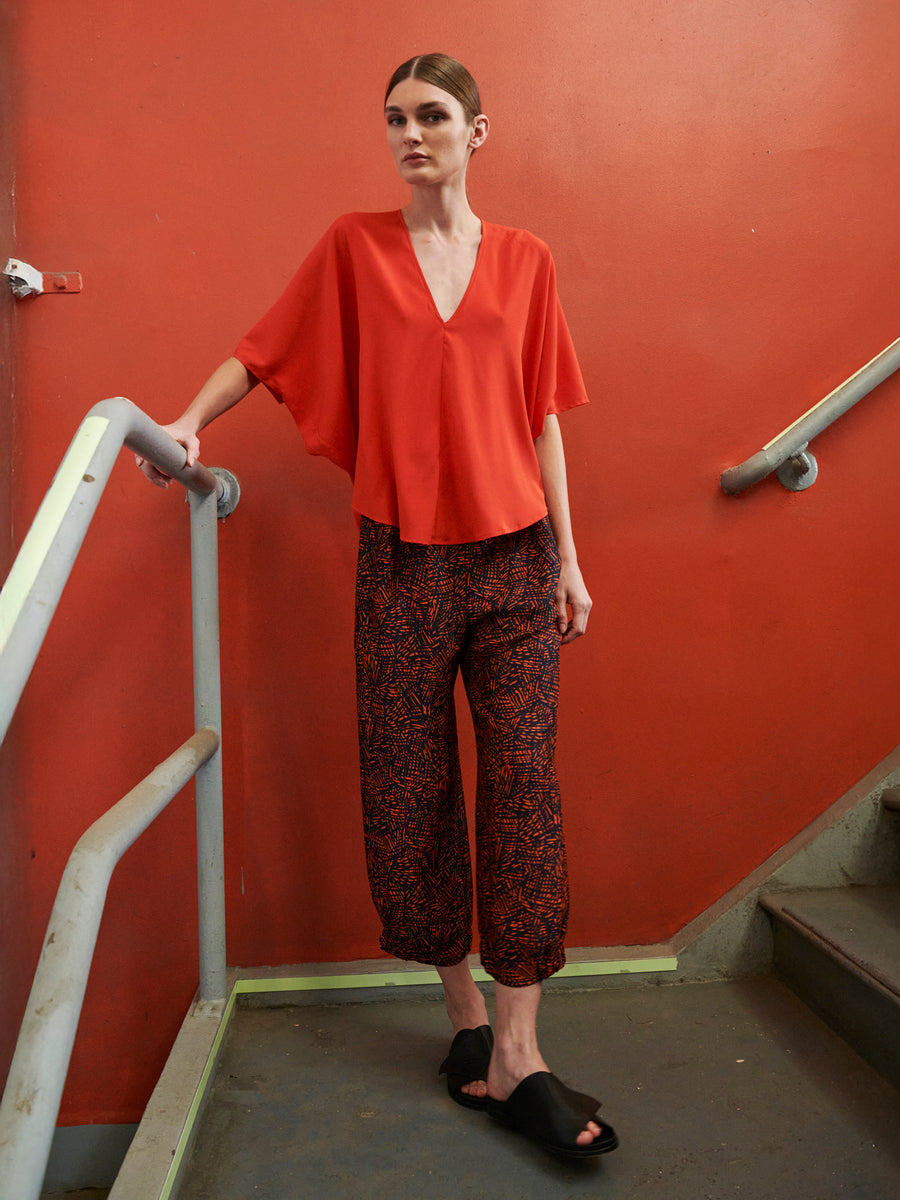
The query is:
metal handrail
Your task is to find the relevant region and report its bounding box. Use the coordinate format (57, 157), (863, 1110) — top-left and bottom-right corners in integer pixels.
(0, 730), (220, 1200)
(720, 335), (900, 494)
(0, 397), (238, 742)
(0, 398), (239, 1200)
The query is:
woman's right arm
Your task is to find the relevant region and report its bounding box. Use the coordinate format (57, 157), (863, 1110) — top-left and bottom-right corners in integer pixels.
(136, 356), (258, 487)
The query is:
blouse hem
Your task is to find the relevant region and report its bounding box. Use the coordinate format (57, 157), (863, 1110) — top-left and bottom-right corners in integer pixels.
(352, 505), (551, 547)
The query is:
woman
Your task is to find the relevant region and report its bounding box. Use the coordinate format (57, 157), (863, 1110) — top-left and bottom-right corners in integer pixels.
(138, 53), (616, 1159)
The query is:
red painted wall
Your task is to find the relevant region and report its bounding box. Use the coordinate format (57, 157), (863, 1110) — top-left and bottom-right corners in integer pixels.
(6, 0), (900, 1124)
(0, 0), (29, 1096)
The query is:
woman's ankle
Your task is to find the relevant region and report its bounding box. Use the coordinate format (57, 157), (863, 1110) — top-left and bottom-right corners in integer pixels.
(436, 961), (490, 1032)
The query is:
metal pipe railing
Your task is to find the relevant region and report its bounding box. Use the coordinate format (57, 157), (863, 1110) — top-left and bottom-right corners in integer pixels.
(720, 334), (900, 494)
(0, 398), (239, 1199)
(0, 397), (237, 743)
(0, 729), (220, 1200)
(190, 487), (227, 1003)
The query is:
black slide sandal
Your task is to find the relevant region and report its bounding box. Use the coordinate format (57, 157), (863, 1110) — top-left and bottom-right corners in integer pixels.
(487, 1071), (619, 1158)
(439, 1025), (494, 1111)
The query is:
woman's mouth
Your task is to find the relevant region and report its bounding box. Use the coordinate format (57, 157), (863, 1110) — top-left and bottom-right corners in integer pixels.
(403, 153), (428, 163)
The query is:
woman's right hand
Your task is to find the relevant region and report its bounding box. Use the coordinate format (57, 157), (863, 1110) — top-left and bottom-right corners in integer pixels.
(135, 420), (201, 488)
(134, 359), (257, 488)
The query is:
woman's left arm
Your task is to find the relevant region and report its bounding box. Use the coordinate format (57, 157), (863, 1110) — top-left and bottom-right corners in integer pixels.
(534, 414), (592, 645)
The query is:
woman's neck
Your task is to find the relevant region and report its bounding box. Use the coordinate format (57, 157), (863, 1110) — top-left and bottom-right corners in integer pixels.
(402, 183), (480, 240)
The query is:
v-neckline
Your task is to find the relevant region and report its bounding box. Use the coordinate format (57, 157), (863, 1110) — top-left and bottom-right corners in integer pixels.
(397, 210), (485, 325)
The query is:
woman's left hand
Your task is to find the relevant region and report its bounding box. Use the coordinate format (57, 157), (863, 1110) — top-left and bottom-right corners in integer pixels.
(555, 560), (592, 644)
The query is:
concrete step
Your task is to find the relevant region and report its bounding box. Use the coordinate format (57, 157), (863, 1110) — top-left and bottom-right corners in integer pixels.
(760, 885), (900, 1089)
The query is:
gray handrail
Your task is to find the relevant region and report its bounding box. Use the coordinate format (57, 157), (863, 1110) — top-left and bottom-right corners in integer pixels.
(0, 397), (237, 742)
(0, 729), (220, 1200)
(720, 335), (900, 494)
(0, 398), (239, 1200)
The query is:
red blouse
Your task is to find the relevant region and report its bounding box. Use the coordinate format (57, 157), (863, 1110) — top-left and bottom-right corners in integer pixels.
(235, 210), (588, 544)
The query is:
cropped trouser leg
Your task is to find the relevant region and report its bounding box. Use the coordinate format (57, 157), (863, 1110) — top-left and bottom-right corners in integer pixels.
(461, 562), (569, 986)
(355, 517), (569, 988)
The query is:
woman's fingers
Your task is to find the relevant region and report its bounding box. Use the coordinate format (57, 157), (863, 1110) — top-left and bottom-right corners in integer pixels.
(561, 596), (591, 643)
(135, 455), (172, 488)
(556, 566), (592, 644)
(134, 425), (200, 487)
(556, 591), (569, 635)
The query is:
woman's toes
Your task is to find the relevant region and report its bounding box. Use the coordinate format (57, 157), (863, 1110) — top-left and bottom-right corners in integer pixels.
(576, 1119), (602, 1145)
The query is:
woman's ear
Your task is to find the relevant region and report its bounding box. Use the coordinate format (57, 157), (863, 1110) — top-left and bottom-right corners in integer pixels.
(469, 114), (490, 150)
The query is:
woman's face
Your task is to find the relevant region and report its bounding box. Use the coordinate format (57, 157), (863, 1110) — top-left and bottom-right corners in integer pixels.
(385, 77), (487, 186)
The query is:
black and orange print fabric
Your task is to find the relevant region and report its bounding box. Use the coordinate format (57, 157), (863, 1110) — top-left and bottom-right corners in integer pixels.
(355, 517), (569, 987)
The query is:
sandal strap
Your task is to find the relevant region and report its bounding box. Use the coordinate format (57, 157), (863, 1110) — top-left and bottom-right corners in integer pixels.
(438, 1024), (493, 1082)
(490, 1071), (602, 1146)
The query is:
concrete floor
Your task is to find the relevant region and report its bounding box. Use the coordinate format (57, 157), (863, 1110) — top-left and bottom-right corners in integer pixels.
(40, 1193), (108, 1199)
(176, 976), (900, 1200)
(41, 1194), (109, 1199)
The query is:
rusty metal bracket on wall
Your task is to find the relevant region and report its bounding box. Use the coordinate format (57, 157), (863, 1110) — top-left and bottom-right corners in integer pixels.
(3, 257), (83, 298)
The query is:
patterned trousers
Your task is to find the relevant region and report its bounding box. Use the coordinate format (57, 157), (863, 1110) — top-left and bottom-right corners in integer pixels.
(354, 516), (569, 987)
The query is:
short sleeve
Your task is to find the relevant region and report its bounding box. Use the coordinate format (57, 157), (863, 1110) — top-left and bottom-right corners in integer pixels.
(234, 218), (360, 476)
(523, 249), (589, 438)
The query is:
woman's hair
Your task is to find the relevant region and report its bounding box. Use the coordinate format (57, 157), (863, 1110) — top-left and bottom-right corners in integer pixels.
(385, 53), (482, 124)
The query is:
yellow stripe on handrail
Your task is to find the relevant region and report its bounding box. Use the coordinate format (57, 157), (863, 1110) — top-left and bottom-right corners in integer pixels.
(0, 415), (109, 654)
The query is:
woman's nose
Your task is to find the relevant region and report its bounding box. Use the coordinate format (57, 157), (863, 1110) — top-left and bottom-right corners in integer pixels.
(404, 122), (422, 143)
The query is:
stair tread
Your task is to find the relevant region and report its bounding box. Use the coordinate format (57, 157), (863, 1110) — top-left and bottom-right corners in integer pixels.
(761, 886), (900, 999)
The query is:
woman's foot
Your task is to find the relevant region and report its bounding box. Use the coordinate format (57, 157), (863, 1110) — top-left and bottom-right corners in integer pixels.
(491, 980), (603, 1147)
(439, 1025), (494, 1108)
(436, 966), (606, 1145)
(436, 960), (491, 1100)
(487, 1042), (603, 1146)
(486, 1070), (618, 1157)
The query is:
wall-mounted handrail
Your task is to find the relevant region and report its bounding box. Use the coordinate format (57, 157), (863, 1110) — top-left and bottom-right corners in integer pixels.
(0, 398), (239, 1200)
(720, 335), (900, 495)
